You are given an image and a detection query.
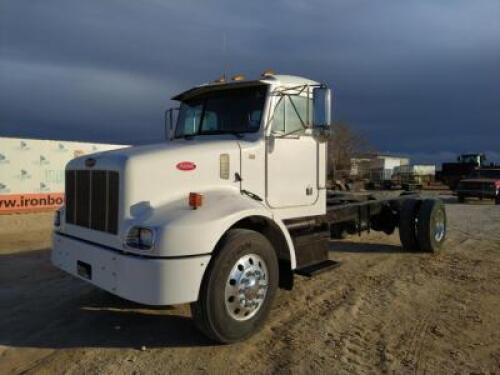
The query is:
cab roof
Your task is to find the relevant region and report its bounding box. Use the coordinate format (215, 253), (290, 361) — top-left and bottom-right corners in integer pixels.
(172, 74), (320, 101)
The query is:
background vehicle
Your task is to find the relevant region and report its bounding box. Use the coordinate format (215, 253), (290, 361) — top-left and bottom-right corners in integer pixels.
(440, 153), (500, 190)
(52, 72), (447, 343)
(456, 169), (500, 205)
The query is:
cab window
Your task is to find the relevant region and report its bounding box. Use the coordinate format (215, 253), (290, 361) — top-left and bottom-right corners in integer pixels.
(271, 95), (312, 135)
(176, 102), (203, 136)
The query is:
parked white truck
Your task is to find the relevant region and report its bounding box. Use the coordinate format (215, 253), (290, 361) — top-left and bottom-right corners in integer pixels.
(52, 73), (447, 343)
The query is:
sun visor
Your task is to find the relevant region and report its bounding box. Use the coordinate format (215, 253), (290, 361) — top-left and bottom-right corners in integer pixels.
(172, 80), (268, 101)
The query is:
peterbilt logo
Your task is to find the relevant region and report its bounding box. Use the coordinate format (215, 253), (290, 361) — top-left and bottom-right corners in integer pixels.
(176, 161), (196, 171)
(85, 158), (96, 167)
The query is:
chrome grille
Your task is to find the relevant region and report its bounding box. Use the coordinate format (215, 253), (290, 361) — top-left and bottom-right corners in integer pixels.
(65, 170), (119, 234)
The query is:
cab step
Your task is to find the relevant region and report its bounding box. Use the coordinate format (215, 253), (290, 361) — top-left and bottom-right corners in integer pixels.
(295, 259), (341, 277)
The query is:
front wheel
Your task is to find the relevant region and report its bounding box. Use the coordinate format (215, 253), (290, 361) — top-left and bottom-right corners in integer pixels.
(191, 229), (279, 343)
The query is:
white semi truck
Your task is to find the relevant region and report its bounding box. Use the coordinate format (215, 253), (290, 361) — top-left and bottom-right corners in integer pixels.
(52, 73), (447, 343)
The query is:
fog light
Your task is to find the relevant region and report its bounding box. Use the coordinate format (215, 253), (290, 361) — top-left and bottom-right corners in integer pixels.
(126, 226), (155, 250)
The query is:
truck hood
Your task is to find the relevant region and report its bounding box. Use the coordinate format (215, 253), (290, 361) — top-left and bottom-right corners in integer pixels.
(67, 138), (242, 220)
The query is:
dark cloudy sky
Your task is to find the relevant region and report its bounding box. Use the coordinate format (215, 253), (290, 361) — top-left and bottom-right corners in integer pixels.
(1, 0), (499, 163)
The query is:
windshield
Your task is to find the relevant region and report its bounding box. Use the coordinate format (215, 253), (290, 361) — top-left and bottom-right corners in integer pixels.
(175, 86), (267, 138)
(468, 169), (500, 179)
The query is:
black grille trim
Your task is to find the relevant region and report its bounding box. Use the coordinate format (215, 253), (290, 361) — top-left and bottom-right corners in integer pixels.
(75, 170), (91, 227)
(65, 170), (119, 234)
(90, 171), (107, 232)
(65, 170), (76, 224)
(107, 172), (119, 234)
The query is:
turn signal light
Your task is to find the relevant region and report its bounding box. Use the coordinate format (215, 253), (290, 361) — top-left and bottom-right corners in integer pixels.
(189, 192), (203, 209)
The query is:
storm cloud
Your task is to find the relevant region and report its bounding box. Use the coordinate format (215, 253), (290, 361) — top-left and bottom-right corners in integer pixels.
(1, 0), (499, 163)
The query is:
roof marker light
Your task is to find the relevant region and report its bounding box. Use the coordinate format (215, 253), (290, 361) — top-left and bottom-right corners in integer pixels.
(231, 74), (245, 81)
(213, 75), (226, 83)
(261, 69), (275, 77)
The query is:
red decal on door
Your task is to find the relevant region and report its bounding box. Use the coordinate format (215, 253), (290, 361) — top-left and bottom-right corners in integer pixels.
(176, 161), (196, 171)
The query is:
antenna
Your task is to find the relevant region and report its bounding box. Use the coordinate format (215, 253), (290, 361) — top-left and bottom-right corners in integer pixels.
(223, 32), (227, 81)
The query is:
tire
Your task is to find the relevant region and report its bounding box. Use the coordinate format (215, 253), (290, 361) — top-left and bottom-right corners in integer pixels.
(191, 229), (279, 344)
(416, 199), (447, 253)
(371, 206), (397, 235)
(330, 224), (347, 239)
(457, 194), (465, 203)
(399, 199), (420, 251)
(495, 194), (500, 205)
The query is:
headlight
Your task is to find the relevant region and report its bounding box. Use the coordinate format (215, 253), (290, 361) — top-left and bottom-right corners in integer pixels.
(125, 226), (156, 250)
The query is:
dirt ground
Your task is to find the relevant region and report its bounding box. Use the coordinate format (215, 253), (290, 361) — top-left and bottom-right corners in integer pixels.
(1, 195), (499, 374)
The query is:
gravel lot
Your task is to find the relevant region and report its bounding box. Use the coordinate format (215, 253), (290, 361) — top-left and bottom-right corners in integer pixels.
(0, 194), (499, 374)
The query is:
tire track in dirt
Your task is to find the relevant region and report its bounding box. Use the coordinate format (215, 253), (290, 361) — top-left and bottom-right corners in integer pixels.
(333, 256), (410, 374)
(228, 252), (381, 373)
(236, 248), (410, 374)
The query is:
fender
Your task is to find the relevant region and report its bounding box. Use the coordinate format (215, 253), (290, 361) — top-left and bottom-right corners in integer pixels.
(136, 188), (297, 268)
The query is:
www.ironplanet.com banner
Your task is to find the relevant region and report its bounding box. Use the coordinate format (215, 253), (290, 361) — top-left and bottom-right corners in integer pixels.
(0, 137), (126, 214)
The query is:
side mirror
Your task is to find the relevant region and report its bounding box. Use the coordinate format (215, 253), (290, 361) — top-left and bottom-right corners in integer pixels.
(164, 107), (179, 140)
(312, 87), (332, 128)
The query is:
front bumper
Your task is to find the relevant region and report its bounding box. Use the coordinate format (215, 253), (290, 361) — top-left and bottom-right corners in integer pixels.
(456, 189), (497, 199)
(52, 232), (210, 305)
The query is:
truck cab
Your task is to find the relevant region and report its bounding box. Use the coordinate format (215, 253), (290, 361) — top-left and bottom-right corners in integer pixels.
(168, 74), (329, 218)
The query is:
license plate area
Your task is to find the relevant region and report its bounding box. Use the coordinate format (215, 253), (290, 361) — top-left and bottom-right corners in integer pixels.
(77, 260), (92, 280)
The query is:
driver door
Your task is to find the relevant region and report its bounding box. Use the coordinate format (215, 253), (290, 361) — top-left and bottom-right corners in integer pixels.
(266, 95), (319, 208)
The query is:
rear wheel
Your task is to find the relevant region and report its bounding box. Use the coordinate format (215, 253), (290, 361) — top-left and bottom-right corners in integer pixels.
(191, 229), (278, 344)
(457, 194), (465, 203)
(416, 199), (446, 253)
(399, 199), (421, 251)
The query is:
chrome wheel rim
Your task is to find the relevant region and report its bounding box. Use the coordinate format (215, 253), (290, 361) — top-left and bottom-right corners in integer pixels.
(224, 253), (268, 321)
(434, 209), (446, 242)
